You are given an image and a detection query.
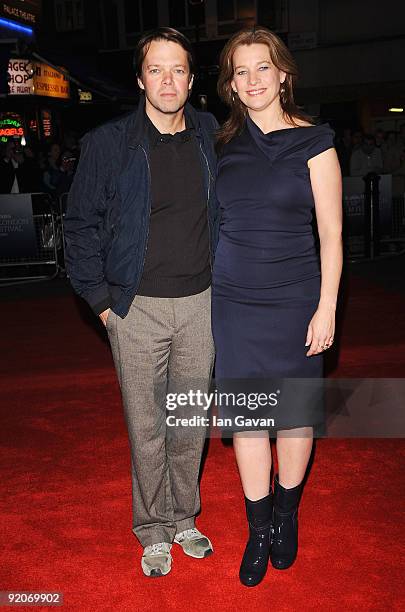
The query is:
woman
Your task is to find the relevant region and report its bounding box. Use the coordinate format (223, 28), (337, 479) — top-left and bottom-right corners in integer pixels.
(212, 27), (342, 586)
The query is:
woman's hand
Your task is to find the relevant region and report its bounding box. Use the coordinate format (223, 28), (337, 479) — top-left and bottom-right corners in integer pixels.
(305, 304), (335, 356)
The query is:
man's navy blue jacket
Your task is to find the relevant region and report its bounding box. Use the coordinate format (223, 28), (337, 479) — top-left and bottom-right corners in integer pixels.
(64, 98), (220, 318)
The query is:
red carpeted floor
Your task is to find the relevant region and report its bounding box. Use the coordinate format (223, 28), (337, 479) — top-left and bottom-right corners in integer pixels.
(1, 274), (404, 611)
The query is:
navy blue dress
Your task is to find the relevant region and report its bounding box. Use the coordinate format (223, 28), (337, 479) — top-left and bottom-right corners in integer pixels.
(212, 116), (336, 431)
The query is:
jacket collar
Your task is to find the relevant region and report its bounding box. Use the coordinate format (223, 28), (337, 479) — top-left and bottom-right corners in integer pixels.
(127, 95), (203, 148)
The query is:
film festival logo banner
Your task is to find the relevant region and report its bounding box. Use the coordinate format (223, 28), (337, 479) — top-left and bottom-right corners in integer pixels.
(0, 194), (37, 258)
(343, 175), (392, 237)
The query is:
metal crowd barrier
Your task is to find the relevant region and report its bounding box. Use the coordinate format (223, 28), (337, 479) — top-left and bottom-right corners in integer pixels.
(0, 192), (64, 284)
(1, 181), (404, 286)
(390, 196), (405, 241)
(343, 173), (405, 260)
(59, 192), (69, 268)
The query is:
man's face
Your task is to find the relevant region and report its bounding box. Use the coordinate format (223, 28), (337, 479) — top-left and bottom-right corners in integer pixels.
(375, 131), (384, 145)
(352, 131), (362, 145)
(138, 39), (193, 115)
(6, 141), (16, 159)
(363, 139), (375, 154)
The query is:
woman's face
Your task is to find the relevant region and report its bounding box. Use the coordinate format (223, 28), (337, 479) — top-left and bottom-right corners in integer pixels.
(231, 43), (286, 114)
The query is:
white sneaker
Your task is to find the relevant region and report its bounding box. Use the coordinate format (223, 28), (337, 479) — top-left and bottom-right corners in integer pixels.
(141, 542), (172, 577)
(174, 528), (214, 559)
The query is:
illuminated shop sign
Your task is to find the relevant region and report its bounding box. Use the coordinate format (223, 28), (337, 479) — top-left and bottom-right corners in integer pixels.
(33, 63), (69, 99)
(0, 0), (41, 26)
(0, 126), (24, 136)
(41, 109), (51, 137)
(78, 89), (92, 103)
(0, 116), (24, 142)
(8, 58), (70, 99)
(7, 59), (34, 95)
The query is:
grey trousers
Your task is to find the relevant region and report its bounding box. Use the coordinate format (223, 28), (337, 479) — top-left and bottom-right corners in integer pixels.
(106, 287), (215, 547)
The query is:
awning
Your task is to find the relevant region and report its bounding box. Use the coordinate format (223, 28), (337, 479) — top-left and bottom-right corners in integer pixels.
(32, 49), (138, 104)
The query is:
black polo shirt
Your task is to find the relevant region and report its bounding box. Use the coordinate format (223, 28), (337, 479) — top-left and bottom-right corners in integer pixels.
(137, 113), (211, 297)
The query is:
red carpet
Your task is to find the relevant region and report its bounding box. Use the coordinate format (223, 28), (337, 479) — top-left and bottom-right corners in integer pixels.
(1, 275), (404, 611)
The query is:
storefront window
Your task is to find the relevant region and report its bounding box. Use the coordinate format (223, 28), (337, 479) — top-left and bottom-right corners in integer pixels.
(169, 0), (186, 27)
(125, 0), (158, 33)
(217, 0), (234, 22)
(55, 0), (85, 31)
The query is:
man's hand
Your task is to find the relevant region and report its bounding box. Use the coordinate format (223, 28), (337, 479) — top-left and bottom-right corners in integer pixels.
(99, 308), (110, 327)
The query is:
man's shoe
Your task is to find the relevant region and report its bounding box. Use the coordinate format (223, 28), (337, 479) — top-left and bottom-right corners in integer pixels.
(141, 542), (172, 577)
(174, 528), (213, 558)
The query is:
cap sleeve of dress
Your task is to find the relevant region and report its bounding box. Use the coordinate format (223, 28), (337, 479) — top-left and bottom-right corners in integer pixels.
(306, 124), (335, 162)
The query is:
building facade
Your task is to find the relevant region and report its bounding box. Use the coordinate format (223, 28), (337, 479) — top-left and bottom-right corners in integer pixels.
(6, 0), (404, 132)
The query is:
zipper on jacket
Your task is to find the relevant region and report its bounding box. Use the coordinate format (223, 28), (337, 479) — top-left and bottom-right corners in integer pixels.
(132, 144), (152, 295)
(199, 141), (213, 271)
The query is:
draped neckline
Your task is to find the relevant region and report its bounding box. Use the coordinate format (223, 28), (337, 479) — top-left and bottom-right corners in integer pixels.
(246, 114), (330, 136)
(246, 115), (331, 165)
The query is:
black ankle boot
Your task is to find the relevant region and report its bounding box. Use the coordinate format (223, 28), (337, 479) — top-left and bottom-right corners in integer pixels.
(239, 492), (273, 587)
(270, 474), (303, 570)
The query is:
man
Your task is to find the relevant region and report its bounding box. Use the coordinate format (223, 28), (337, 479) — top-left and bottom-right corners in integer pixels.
(0, 140), (42, 194)
(399, 123), (405, 149)
(0, 140), (26, 193)
(64, 27), (219, 577)
(350, 133), (383, 177)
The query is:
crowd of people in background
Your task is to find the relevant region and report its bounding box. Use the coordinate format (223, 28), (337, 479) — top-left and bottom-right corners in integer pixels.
(0, 133), (80, 196)
(335, 123), (405, 179)
(1, 123), (405, 197)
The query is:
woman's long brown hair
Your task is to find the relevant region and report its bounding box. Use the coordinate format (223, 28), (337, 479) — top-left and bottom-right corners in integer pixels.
(216, 26), (314, 150)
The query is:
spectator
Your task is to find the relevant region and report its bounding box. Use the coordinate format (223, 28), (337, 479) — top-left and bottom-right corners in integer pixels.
(54, 149), (77, 195)
(374, 128), (385, 150)
(382, 131), (402, 174)
(352, 130), (363, 151)
(392, 149), (405, 197)
(398, 123), (405, 148)
(63, 132), (80, 159)
(22, 145), (42, 192)
(393, 149), (405, 176)
(42, 143), (63, 193)
(0, 140), (37, 193)
(38, 149), (48, 172)
(350, 134), (383, 177)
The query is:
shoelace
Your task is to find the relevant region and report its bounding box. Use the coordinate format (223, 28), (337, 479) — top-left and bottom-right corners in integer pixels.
(177, 528), (201, 541)
(147, 543), (169, 556)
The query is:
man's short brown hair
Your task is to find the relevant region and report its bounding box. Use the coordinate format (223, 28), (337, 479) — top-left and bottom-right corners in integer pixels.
(133, 27), (195, 83)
